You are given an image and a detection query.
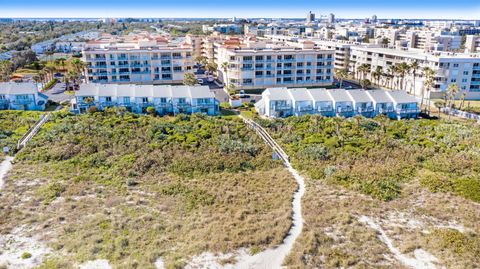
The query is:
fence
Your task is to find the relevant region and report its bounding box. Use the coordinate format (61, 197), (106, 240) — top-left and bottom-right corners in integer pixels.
(441, 107), (480, 122)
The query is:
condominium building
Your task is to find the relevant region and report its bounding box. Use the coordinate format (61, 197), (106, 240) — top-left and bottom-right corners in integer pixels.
(255, 87), (419, 119)
(0, 82), (48, 111)
(83, 33), (194, 85)
(71, 83), (218, 115)
(349, 46), (480, 99)
(215, 37), (335, 90)
(465, 35), (480, 53)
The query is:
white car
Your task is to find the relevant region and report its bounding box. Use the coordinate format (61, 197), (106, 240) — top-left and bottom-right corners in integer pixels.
(197, 79), (204, 84)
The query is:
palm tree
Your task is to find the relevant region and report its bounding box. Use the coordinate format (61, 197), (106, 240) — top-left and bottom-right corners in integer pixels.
(334, 69), (348, 88)
(206, 61), (218, 76)
(43, 64), (56, 82)
(360, 79), (372, 89)
(395, 62), (410, 90)
(409, 60), (419, 94)
(422, 67), (435, 114)
(458, 92), (467, 110)
(372, 66), (383, 87)
(221, 62), (229, 86)
(387, 65), (396, 89)
(357, 64), (371, 81)
(446, 83), (459, 119)
(183, 73), (197, 86)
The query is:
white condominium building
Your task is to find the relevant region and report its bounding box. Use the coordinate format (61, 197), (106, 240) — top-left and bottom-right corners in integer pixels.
(350, 46), (480, 99)
(215, 37), (335, 90)
(465, 35), (480, 53)
(83, 33), (194, 85)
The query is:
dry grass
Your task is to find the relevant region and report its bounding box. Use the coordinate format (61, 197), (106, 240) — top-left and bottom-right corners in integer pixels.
(0, 112), (297, 268)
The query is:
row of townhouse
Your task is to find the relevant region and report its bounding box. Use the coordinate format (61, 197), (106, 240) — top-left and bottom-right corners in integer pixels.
(0, 82), (48, 111)
(83, 33), (194, 85)
(213, 37), (335, 90)
(71, 84), (218, 115)
(255, 87), (419, 119)
(349, 46), (480, 99)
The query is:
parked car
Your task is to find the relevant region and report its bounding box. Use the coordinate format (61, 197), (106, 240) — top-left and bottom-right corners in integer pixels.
(197, 79), (204, 84)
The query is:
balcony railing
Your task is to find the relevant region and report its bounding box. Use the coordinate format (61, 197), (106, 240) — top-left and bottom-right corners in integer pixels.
(396, 108), (420, 114)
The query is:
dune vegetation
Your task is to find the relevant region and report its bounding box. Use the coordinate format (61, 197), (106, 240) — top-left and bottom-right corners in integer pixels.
(258, 115), (480, 268)
(0, 110), (42, 159)
(0, 110), (296, 268)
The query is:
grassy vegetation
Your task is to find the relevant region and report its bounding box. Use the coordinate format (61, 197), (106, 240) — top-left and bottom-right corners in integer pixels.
(0, 110), (42, 157)
(0, 110), (296, 268)
(259, 115), (480, 202)
(257, 114), (480, 268)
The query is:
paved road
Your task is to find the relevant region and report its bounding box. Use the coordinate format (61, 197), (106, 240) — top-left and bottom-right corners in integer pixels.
(42, 82), (73, 103)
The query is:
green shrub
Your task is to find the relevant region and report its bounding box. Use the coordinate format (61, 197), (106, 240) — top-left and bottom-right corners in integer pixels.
(21, 252), (32, 259)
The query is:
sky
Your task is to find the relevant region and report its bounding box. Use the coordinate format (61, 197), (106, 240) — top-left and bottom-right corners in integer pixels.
(0, 0), (479, 19)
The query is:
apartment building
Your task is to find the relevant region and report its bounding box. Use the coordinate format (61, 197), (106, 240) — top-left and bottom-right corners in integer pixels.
(0, 82), (48, 111)
(465, 35), (480, 53)
(83, 33), (194, 85)
(214, 37), (334, 90)
(202, 24), (242, 34)
(255, 87), (419, 119)
(374, 28), (462, 52)
(71, 83), (218, 115)
(349, 46), (480, 99)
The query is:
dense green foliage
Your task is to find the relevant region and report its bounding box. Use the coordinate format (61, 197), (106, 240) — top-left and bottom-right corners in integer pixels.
(3, 111), (295, 268)
(0, 21), (156, 53)
(260, 115), (480, 202)
(0, 110), (42, 156)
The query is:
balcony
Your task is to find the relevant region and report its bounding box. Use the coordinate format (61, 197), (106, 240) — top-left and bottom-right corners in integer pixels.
(298, 105), (314, 112)
(272, 104), (292, 110)
(396, 108), (420, 114)
(356, 107), (374, 113)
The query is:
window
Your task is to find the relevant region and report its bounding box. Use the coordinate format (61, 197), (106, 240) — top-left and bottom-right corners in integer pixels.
(463, 71), (469, 75)
(277, 63), (282, 68)
(462, 78), (468, 83)
(0, 95), (6, 100)
(123, 97), (130, 103)
(162, 74), (172, 79)
(243, 56), (253, 61)
(172, 52), (181, 58)
(105, 96), (112, 102)
(160, 97), (167, 103)
(142, 97), (149, 103)
(243, 78), (253, 84)
(178, 98), (186, 104)
(255, 56), (263, 61)
(453, 63), (459, 68)
(297, 62), (304, 67)
(451, 79), (457, 83)
(173, 66), (182, 72)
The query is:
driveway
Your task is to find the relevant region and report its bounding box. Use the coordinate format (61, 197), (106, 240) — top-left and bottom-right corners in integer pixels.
(42, 82), (74, 103)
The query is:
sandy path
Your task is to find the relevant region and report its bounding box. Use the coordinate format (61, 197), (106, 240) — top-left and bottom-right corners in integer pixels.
(0, 156), (14, 191)
(359, 216), (439, 269)
(184, 117), (306, 268)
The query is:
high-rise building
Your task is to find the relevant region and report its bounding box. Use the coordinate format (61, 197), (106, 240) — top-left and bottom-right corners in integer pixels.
(371, 15), (378, 23)
(328, 13), (335, 24)
(306, 11), (315, 24)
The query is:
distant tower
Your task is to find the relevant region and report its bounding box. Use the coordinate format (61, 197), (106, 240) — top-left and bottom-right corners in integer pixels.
(306, 11), (315, 24)
(371, 15), (378, 23)
(328, 13), (335, 24)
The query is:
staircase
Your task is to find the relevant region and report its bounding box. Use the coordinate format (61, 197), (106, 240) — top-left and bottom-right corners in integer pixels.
(17, 113), (51, 150)
(240, 115), (289, 164)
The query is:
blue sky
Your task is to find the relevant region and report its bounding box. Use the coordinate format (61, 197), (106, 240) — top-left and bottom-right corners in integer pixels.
(1, 0), (479, 19)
